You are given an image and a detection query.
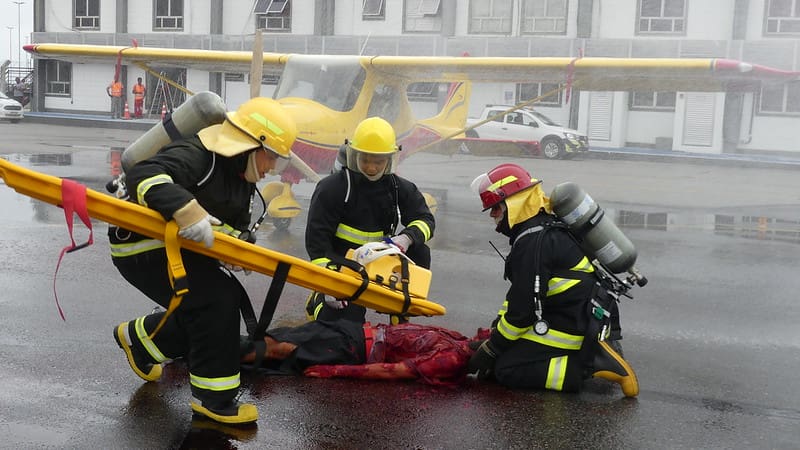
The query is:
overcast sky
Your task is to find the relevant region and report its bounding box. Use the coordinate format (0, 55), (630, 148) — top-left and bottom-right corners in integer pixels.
(0, 1), (34, 66)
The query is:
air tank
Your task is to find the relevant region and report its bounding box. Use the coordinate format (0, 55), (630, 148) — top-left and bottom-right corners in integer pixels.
(121, 91), (228, 172)
(549, 181), (637, 274)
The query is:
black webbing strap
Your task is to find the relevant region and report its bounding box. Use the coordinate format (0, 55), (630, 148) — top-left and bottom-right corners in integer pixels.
(571, 208), (604, 242)
(237, 262), (292, 370)
(162, 114), (182, 141)
(327, 254), (370, 303)
(250, 262), (291, 369)
(399, 256), (412, 316)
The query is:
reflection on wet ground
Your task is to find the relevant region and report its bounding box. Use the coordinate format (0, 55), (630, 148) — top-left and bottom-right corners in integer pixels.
(4, 151), (800, 247)
(613, 208), (800, 244)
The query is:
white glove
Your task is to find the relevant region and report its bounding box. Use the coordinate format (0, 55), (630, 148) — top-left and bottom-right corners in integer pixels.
(391, 234), (413, 253)
(174, 199), (221, 248)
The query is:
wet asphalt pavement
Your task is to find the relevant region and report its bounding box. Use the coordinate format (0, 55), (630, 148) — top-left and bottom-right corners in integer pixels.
(0, 122), (799, 449)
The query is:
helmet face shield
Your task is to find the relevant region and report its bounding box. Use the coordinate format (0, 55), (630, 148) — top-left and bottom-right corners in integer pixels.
(347, 117), (399, 180)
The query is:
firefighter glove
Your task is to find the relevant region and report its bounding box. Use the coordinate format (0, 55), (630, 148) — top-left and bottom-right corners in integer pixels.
(174, 199), (221, 248)
(467, 340), (497, 380)
(391, 233), (413, 253)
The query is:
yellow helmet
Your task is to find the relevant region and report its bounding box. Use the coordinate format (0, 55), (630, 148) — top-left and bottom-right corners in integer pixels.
(198, 97), (297, 158)
(346, 117), (399, 180)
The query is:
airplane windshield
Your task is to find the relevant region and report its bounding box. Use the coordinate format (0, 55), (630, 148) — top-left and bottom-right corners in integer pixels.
(274, 55), (366, 112)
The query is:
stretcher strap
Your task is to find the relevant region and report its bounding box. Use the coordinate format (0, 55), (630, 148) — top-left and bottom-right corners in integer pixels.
(148, 221), (187, 339)
(53, 179), (94, 321)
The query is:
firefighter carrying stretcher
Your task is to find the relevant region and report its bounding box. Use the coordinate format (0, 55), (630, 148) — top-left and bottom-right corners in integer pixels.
(108, 97), (297, 425)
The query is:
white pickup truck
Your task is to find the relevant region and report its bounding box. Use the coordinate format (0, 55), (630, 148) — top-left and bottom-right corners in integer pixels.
(465, 105), (588, 159)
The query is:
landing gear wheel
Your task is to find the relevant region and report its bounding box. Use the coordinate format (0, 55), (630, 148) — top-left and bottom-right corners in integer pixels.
(272, 217), (291, 231)
(541, 138), (564, 160)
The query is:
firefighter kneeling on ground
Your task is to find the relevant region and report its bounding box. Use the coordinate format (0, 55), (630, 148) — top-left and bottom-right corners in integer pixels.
(304, 116), (435, 324)
(108, 97), (297, 424)
(467, 163), (638, 397)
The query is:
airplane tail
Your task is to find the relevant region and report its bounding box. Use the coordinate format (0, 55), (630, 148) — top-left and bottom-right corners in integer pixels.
(419, 81), (471, 134)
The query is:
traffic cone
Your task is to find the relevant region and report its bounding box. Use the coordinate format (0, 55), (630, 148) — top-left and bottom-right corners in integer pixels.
(123, 102), (131, 120)
(160, 103), (167, 120)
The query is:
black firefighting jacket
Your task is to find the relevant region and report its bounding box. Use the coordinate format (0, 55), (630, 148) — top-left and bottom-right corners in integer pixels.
(489, 213), (598, 354)
(305, 168), (434, 266)
(109, 137), (254, 255)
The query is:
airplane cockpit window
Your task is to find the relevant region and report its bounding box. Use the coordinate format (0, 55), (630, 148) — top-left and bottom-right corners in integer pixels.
(274, 55), (366, 112)
(367, 84), (401, 123)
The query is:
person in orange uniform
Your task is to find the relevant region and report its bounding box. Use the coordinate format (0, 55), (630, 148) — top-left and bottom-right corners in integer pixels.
(107, 78), (124, 119)
(132, 77), (146, 118)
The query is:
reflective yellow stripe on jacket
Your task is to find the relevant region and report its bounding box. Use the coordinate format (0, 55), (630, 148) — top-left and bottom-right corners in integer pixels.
(334, 223), (385, 246)
(110, 239), (165, 258)
(547, 256), (594, 296)
(136, 174), (174, 207)
(190, 372), (241, 392)
(496, 302), (583, 350)
(407, 219), (431, 242)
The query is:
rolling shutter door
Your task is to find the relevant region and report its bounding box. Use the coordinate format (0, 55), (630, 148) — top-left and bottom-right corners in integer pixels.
(682, 93), (715, 147)
(588, 91), (612, 141)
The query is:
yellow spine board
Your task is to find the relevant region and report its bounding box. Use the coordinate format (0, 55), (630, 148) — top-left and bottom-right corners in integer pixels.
(0, 159), (445, 317)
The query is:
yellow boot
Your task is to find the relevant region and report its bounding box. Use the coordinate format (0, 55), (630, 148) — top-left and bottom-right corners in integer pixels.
(592, 340), (639, 398)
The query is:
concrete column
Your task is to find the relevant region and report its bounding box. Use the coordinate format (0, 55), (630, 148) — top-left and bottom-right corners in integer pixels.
(732, 0), (749, 40)
(441, 0), (456, 37)
(116, 0), (127, 33)
(576, 0), (593, 39)
(314, 0), (335, 35)
(210, 0), (223, 34)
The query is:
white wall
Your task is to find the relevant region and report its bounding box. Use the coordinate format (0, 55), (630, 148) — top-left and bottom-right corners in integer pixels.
(223, 1), (257, 36)
(595, 0), (733, 40)
(626, 110), (675, 144)
(44, 63), (117, 112)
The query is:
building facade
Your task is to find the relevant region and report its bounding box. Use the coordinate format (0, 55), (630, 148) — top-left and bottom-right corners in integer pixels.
(28, 0), (800, 155)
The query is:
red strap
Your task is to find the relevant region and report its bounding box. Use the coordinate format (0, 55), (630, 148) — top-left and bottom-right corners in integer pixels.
(363, 322), (375, 359)
(565, 48), (584, 104)
(53, 179), (94, 320)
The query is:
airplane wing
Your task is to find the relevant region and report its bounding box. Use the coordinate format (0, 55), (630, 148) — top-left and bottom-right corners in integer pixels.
(25, 43), (800, 91)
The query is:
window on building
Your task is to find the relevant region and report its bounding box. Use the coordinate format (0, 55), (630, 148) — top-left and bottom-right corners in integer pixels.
(363, 0), (385, 20)
(153, 0), (183, 30)
(469, 0), (513, 34)
(74, 0), (100, 29)
(521, 0), (567, 34)
(759, 81), (800, 114)
(629, 91), (677, 111)
(636, 0), (685, 34)
(765, 0), (800, 35)
(516, 82), (563, 107)
(255, 0), (291, 32)
(44, 60), (71, 96)
(404, 0), (442, 32)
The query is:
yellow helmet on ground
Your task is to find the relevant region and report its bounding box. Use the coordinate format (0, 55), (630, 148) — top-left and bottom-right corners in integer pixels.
(346, 117), (400, 181)
(199, 97), (297, 158)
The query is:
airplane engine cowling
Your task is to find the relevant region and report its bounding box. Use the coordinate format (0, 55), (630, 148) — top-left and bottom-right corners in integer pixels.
(121, 91), (227, 172)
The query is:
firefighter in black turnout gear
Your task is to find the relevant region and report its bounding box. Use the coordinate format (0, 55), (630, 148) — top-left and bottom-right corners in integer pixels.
(305, 117), (434, 323)
(467, 163), (638, 397)
(109, 97), (297, 424)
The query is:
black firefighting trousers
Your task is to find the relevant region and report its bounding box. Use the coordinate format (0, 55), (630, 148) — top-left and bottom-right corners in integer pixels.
(112, 246), (242, 406)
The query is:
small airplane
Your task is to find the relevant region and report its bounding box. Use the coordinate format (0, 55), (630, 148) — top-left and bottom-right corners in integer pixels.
(24, 42), (800, 228)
